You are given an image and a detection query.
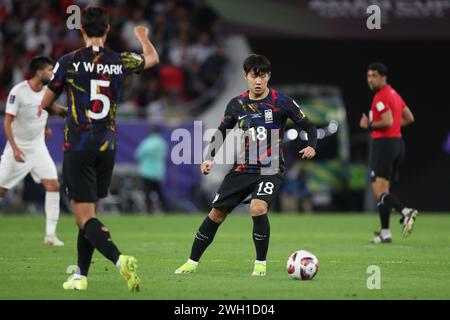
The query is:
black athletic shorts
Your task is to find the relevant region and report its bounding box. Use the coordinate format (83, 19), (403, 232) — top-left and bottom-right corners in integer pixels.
(63, 150), (115, 202)
(212, 171), (283, 213)
(370, 138), (405, 182)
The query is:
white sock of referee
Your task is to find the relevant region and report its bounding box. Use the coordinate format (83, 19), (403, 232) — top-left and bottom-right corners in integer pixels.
(45, 191), (60, 236)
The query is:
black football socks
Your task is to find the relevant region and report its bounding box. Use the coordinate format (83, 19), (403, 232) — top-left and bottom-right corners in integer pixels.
(252, 214), (270, 261)
(190, 216), (221, 262)
(77, 228), (95, 276)
(380, 192), (405, 214)
(83, 218), (121, 265)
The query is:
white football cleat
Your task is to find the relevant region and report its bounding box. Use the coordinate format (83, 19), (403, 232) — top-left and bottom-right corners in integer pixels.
(402, 208), (419, 238)
(44, 235), (64, 246)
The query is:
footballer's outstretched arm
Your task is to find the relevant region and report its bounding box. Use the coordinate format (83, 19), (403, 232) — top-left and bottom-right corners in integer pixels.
(296, 117), (318, 159)
(202, 104), (237, 174)
(284, 99), (317, 159)
(202, 122), (234, 175)
(134, 26), (160, 69)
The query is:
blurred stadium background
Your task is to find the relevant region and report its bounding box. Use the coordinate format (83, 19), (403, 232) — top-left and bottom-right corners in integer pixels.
(0, 0), (449, 216)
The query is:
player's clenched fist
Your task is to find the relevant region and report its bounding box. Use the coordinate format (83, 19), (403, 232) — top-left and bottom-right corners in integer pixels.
(299, 146), (316, 159)
(200, 160), (213, 175)
(134, 26), (149, 39)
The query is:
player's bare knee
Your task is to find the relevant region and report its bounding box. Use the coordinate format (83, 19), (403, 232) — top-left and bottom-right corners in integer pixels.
(250, 202), (268, 216)
(209, 208), (227, 224)
(43, 180), (60, 192)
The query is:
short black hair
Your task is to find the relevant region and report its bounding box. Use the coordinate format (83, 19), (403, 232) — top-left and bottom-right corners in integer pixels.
(81, 6), (109, 37)
(368, 62), (388, 77)
(243, 54), (271, 76)
(29, 56), (53, 76)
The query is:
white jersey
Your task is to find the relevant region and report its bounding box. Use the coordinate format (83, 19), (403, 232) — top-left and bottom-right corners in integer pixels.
(5, 80), (48, 151)
(0, 80), (57, 189)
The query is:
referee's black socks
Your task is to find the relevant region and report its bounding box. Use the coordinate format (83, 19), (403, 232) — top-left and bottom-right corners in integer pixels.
(252, 214), (270, 261)
(77, 228), (94, 276)
(83, 218), (121, 265)
(380, 192), (405, 215)
(190, 216), (221, 262)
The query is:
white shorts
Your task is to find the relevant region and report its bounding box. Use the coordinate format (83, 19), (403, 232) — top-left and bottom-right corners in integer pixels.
(0, 146), (58, 189)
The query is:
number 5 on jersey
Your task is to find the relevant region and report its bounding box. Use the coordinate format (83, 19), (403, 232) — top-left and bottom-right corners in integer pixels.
(89, 80), (110, 120)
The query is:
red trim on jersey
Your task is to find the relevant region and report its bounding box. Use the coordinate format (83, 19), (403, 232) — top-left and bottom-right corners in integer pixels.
(240, 91), (249, 98)
(271, 88), (278, 101)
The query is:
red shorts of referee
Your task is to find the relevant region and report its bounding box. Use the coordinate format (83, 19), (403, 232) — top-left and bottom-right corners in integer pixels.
(360, 62), (418, 244)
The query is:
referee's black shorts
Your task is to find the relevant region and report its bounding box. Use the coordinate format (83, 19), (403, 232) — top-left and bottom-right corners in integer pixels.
(370, 138), (405, 182)
(63, 150), (115, 202)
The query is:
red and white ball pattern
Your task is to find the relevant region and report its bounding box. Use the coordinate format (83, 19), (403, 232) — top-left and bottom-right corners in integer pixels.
(286, 250), (319, 280)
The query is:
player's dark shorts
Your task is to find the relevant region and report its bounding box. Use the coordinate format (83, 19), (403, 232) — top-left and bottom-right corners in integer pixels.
(63, 150), (115, 202)
(212, 171), (283, 213)
(370, 138), (405, 182)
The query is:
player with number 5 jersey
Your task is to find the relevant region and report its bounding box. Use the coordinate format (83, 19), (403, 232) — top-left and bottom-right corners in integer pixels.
(41, 6), (159, 292)
(175, 54), (317, 277)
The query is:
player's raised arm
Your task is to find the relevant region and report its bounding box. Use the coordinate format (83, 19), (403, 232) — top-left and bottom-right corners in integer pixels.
(134, 26), (160, 69)
(284, 98), (317, 159)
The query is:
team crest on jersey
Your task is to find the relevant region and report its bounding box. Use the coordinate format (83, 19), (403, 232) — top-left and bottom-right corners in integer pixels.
(264, 109), (273, 123)
(9, 95), (15, 104)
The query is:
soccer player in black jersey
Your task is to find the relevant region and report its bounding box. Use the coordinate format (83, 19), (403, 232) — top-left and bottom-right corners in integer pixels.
(175, 54), (317, 276)
(40, 6), (159, 292)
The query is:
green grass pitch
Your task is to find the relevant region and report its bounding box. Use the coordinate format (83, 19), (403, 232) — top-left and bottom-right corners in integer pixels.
(0, 213), (449, 300)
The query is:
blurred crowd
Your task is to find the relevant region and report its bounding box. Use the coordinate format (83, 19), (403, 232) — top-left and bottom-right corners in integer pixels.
(0, 0), (228, 120)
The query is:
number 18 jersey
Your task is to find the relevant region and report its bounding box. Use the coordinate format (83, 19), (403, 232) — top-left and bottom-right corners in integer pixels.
(48, 45), (144, 151)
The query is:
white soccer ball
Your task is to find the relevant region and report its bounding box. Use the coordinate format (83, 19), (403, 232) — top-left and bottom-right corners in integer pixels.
(286, 250), (319, 280)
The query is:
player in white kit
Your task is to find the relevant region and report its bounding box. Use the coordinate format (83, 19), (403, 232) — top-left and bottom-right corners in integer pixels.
(1, 56), (68, 246)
